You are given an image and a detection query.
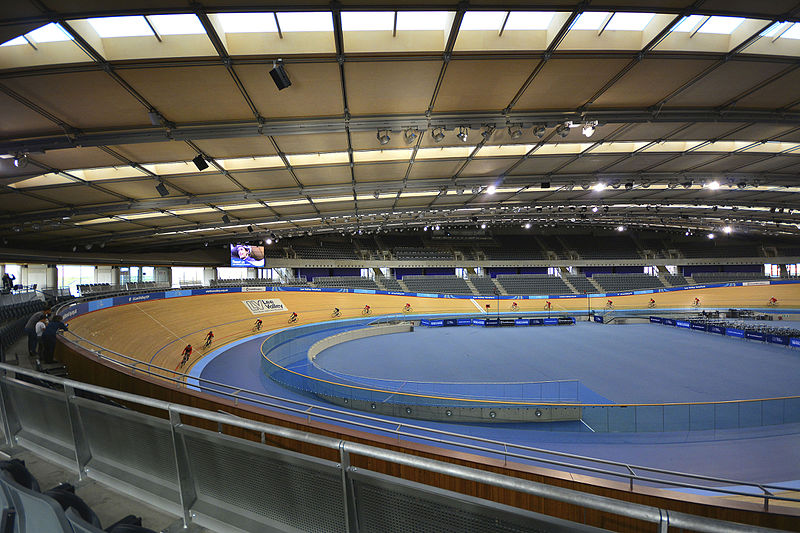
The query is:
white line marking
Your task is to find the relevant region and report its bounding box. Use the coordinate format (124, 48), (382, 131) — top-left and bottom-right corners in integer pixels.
(580, 419), (596, 433)
(470, 299), (486, 313)
(135, 304), (182, 341)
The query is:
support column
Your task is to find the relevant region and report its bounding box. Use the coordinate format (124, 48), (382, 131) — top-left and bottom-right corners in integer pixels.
(46, 265), (58, 291)
(111, 266), (121, 287)
(19, 265), (28, 287)
(203, 267), (217, 286)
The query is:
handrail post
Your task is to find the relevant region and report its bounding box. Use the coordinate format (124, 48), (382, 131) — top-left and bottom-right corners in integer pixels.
(0, 373), (19, 450)
(339, 441), (358, 532)
(168, 409), (198, 528)
(64, 385), (92, 481)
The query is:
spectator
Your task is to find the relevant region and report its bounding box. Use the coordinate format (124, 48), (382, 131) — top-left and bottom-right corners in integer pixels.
(2, 272), (15, 292)
(41, 314), (68, 364)
(34, 316), (48, 357)
(24, 308), (50, 356)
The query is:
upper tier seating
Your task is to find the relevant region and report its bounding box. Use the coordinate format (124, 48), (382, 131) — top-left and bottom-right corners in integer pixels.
(393, 247), (454, 260)
(591, 274), (664, 292)
(470, 276), (498, 296)
(482, 247), (548, 260)
(494, 275), (571, 295)
(565, 236), (641, 260)
(665, 274), (689, 286)
(677, 243), (761, 258)
(312, 276), (380, 290)
(690, 272), (770, 283)
(401, 275), (472, 295)
(293, 246), (359, 260)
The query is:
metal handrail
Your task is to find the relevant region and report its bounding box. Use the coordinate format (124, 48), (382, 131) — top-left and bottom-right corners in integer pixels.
(0, 362), (789, 533)
(58, 329), (800, 509)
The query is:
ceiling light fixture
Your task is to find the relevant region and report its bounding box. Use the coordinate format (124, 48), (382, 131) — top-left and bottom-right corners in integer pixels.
(456, 126), (469, 142)
(582, 121), (597, 138)
(524, 222), (531, 229)
(555, 123), (570, 138)
(486, 185), (496, 194)
(155, 181), (169, 197)
(723, 226), (732, 234)
(192, 154), (209, 171)
(377, 129), (391, 145)
(592, 206), (598, 213)
(269, 59), (291, 90)
(508, 124), (523, 139)
(707, 232), (715, 239)
(533, 125), (546, 138)
(593, 182), (606, 192)
(707, 180), (720, 190)
(12, 154), (28, 168)
(432, 127), (446, 143)
(221, 214), (231, 224)
(616, 225), (625, 232)
(402, 128), (417, 144)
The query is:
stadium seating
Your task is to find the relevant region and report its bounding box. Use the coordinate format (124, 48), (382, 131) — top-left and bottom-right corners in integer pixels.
(393, 247), (454, 260)
(469, 277), (498, 296)
(312, 276), (380, 290)
(293, 246), (358, 260)
(380, 278), (404, 291)
(401, 275), (472, 295)
(590, 274), (664, 291)
(690, 272), (771, 283)
(676, 243), (762, 258)
(565, 275), (596, 294)
(665, 274), (689, 286)
(494, 275), (571, 295)
(563, 236), (641, 260)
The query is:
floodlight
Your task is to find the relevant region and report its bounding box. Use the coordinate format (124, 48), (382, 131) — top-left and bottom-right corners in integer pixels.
(723, 226), (732, 234)
(192, 154), (208, 171)
(12, 154), (28, 168)
(682, 180), (693, 189)
(155, 181), (169, 197)
(247, 225), (254, 233)
(593, 182), (606, 192)
(707, 180), (720, 190)
(269, 60), (291, 90)
(377, 129), (390, 145)
(555, 123), (570, 138)
(265, 238), (273, 245)
(592, 206), (598, 213)
(403, 128), (417, 144)
(486, 185), (496, 194)
(480, 223), (487, 229)
(707, 233), (715, 239)
(541, 182), (550, 189)
(581, 182), (590, 190)
(373, 190), (380, 199)
(524, 222), (531, 229)
(624, 182), (633, 190)
(582, 122), (596, 138)
(533, 125), (546, 138)
(616, 225), (625, 232)
(432, 127), (445, 142)
(221, 214), (230, 224)
(508, 125), (523, 139)
(456, 126), (468, 142)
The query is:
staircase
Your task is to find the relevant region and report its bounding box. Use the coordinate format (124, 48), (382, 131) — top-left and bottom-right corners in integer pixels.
(464, 278), (480, 296)
(560, 270), (579, 295)
(492, 278), (507, 295)
(588, 277), (604, 292)
(656, 265), (671, 288)
(397, 279), (410, 292)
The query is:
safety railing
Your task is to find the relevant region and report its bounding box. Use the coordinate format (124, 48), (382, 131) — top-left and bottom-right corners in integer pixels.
(0, 363), (793, 533)
(56, 329), (800, 513)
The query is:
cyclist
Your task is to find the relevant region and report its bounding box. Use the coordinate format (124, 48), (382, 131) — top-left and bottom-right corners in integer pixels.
(768, 296), (778, 306)
(544, 301), (552, 311)
(288, 312), (298, 323)
(510, 301), (518, 311)
(403, 303), (412, 313)
(362, 304), (371, 315)
(606, 299), (613, 309)
(179, 344), (192, 368)
(253, 318), (263, 331)
(648, 298), (656, 308)
(203, 330), (214, 348)
(332, 307), (341, 317)
(693, 297), (701, 307)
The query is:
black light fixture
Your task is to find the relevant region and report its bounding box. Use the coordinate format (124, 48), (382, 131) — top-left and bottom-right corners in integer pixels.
(247, 225), (254, 233)
(192, 154), (208, 171)
(555, 123), (570, 138)
(155, 181), (169, 197)
(221, 214), (231, 224)
(541, 182), (550, 189)
(456, 126), (469, 142)
(533, 125), (546, 138)
(13, 153), (28, 168)
(269, 59), (292, 90)
(624, 182), (633, 190)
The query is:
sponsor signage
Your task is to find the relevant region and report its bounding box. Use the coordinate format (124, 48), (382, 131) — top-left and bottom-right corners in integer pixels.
(543, 318), (559, 325)
(484, 318), (500, 327)
(743, 281), (770, 286)
(442, 318), (458, 326)
(663, 318), (676, 326)
(708, 325), (725, 335)
(676, 320), (690, 329)
(241, 286), (267, 292)
(593, 315), (604, 323)
(530, 318), (543, 325)
(745, 331), (766, 341)
(690, 323), (707, 331)
(457, 318), (472, 325)
(767, 335), (789, 345)
(791, 338), (800, 348)
(471, 319), (485, 326)
(649, 316), (662, 323)
(515, 319), (530, 326)
(725, 328), (744, 338)
(242, 298), (287, 315)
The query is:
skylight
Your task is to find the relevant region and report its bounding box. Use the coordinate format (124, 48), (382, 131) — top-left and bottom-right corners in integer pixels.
(275, 12), (333, 32)
(460, 11), (508, 31)
(783, 22), (800, 39)
(25, 23), (73, 43)
(605, 12), (655, 31)
(571, 12), (610, 31)
(760, 21), (787, 37)
(0, 36), (27, 47)
(341, 11), (395, 31)
(395, 11), (453, 31)
(148, 14), (206, 35)
(672, 15), (704, 32)
(88, 16), (154, 38)
(504, 12), (557, 31)
(697, 16), (744, 34)
(215, 13), (278, 33)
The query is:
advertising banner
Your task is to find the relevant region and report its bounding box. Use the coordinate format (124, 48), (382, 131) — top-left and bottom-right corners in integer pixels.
(242, 298), (287, 315)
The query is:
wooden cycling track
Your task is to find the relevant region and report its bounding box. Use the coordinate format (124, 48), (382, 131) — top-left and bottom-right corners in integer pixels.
(65, 283), (799, 380)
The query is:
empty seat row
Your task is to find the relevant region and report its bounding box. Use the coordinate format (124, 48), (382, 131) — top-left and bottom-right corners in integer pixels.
(401, 275), (472, 295)
(565, 275), (596, 294)
(690, 272), (770, 283)
(494, 275), (571, 296)
(380, 278), (404, 291)
(590, 274), (664, 291)
(469, 277), (498, 296)
(312, 276), (380, 290)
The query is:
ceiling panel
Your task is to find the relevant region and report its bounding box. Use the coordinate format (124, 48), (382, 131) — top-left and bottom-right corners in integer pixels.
(33, 147), (122, 171)
(594, 59), (717, 107)
(554, 155), (622, 173)
(231, 169), (297, 190)
(0, 90), (59, 137)
(408, 160), (463, 179)
(459, 158), (515, 177)
(193, 137), (277, 158)
(2, 71), (148, 129)
(734, 67), (800, 109)
(645, 153), (719, 171)
(292, 164), (352, 185)
(109, 141), (197, 164)
(237, 62), (343, 119)
(690, 154), (776, 172)
(99, 179), (163, 199)
(354, 162), (409, 182)
(614, 122), (687, 141)
(514, 58), (630, 110)
(346, 61), (440, 115)
(601, 154), (676, 172)
(0, 193), (58, 211)
(273, 132), (348, 154)
(434, 59), (539, 112)
(667, 61), (789, 108)
(167, 173), (243, 195)
(31, 186), (123, 204)
(727, 124), (796, 141)
(669, 123), (747, 140)
(121, 66), (253, 123)
(507, 155), (576, 175)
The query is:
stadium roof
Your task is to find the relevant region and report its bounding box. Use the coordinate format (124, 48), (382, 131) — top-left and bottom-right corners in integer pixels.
(2, 1), (800, 252)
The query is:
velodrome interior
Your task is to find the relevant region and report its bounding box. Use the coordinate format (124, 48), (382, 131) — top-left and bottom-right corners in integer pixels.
(2, 0), (800, 531)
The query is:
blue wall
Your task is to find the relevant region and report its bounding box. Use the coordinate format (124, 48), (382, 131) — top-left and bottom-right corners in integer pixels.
(394, 268), (424, 279)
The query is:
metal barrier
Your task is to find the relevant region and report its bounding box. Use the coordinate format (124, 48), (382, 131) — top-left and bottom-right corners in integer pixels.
(55, 329), (800, 514)
(0, 364), (792, 533)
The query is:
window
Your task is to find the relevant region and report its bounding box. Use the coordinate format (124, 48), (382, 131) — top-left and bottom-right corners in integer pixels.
(605, 12), (654, 31)
(455, 267), (469, 278)
(275, 12), (333, 32)
(57, 265), (95, 296)
(218, 267), (248, 280)
(360, 268), (374, 279)
(215, 13), (278, 33)
(787, 263), (799, 277)
(644, 266), (659, 276)
(141, 266), (155, 282)
(665, 265), (678, 274)
(547, 267), (561, 277)
(341, 12), (395, 31)
(764, 263), (780, 277)
(172, 267), (204, 287)
(572, 12), (610, 31)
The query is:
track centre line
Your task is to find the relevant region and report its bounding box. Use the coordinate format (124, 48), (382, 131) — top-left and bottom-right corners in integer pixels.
(134, 304), (183, 341)
(470, 299), (486, 313)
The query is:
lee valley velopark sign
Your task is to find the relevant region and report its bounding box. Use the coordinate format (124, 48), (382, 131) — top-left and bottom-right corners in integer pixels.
(242, 298), (287, 315)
